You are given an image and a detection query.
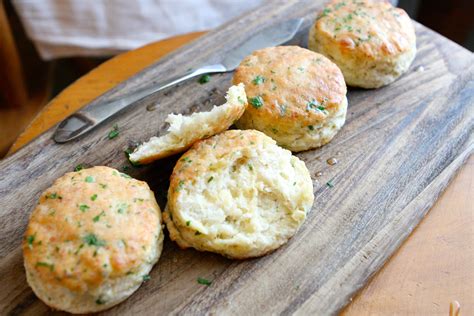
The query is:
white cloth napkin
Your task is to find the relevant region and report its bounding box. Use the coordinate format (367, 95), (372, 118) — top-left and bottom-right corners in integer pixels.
(13, 0), (264, 60)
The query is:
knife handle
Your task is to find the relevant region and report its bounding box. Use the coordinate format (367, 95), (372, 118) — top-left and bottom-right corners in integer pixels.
(53, 63), (227, 143)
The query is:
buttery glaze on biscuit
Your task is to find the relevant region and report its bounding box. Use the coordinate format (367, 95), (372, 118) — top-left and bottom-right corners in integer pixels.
(233, 46), (348, 152)
(23, 166), (163, 314)
(308, 0), (416, 88)
(164, 130), (314, 259)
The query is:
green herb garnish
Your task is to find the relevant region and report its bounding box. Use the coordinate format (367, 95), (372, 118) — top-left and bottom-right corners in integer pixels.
(95, 297), (106, 305)
(237, 96), (245, 104)
(85, 176), (94, 183)
(197, 277), (212, 286)
(79, 204), (90, 212)
(83, 233), (106, 247)
(108, 124), (119, 139)
(124, 148), (142, 167)
(142, 274), (151, 282)
(326, 180), (334, 188)
(186, 220), (191, 226)
(198, 74), (211, 84)
(252, 75), (265, 85)
(93, 211), (106, 223)
(308, 125), (314, 131)
(120, 172), (132, 179)
(46, 192), (62, 200)
(117, 203), (128, 214)
(90, 194), (98, 201)
(306, 99), (320, 111)
(74, 164), (85, 172)
(207, 176), (214, 183)
(26, 234), (35, 249)
(249, 96), (264, 109)
(36, 261), (54, 271)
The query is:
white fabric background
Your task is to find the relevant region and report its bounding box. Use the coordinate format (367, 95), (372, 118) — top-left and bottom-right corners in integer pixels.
(13, 0), (265, 60)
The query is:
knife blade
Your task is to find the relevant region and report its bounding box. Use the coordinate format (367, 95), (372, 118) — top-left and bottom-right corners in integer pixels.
(53, 18), (303, 143)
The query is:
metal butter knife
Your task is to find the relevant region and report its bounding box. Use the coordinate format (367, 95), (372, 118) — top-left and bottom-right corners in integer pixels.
(53, 18), (303, 143)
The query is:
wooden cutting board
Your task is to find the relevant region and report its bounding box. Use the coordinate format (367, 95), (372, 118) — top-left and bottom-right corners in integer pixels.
(1, 0), (473, 314)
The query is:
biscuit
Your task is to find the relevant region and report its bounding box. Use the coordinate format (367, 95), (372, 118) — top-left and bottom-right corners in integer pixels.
(163, 130), (314, 259)
(233, 46), (347, 152)
(129, 84), (248, 164)
(23, 166), (163, 313)
(308, 0), (416, 88)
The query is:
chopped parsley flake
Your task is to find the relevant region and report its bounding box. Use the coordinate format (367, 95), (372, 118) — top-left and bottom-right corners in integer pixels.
(252, 75), (265, 85)
(125, 148), (142, 167)
(249, 96), (264, 109)
(36, 262), (54, 271)
(95, 297), (106, 305)
(74, 164), (85, 172)
(93, 211), (106, 222)
(182, 157), (192, 163)
(318, 8), (331, 20)
(108, 124), (119, 139)
(120, 172), (132, 179)
(142, 274), (151, 282)
(117, 203), (128, 214)
(83, 233), (106, 247)
(178, 180), (185, 191)
(334, 1), (346, 10)
(306, 99), (320, 111)
(207, 176), (214, 183)
(198, 74), (211, 84)
(195, 231), (201, 236)
(186, 220), (191, 226)
(46, 192), (62, 200)
(237, 96), (245, 104)
(99, 183), (107, 189)
(308, 125), (314, 131)
(79, 204), (90, 212)
(90, 194), (98, 201)
(85, 176), (94, 183)
(197, 277), (212, 286)
(326, 180), (334, 188)
(248, 164), (253, 171)
(26, 234), (35, 249)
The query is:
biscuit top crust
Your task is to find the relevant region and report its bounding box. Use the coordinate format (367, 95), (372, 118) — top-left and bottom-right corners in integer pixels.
(169, 130), (273, 190)
(23, 166), (161, 293)
(233, 46), (346, 126)
(314, 0), (415, 59)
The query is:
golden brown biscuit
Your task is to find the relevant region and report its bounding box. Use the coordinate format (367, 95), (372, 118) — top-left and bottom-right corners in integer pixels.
(129, 84), (248, 164)
(23, 166), (163, 313)
(308, 0), (416, 88)
(164, 130), (314, 259)
(233, 46), (347, 152)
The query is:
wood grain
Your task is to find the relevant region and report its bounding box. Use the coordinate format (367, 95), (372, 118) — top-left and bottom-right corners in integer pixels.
(342, 156), (473, 315)
(0, 0), (473, 314)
